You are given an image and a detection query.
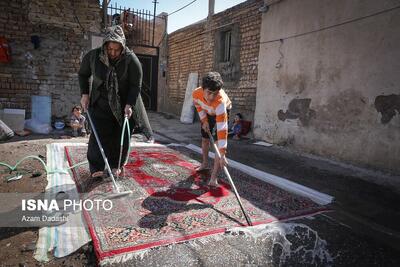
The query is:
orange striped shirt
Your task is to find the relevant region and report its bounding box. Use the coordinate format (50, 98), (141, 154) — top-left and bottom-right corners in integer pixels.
(192, 87), (232, 155)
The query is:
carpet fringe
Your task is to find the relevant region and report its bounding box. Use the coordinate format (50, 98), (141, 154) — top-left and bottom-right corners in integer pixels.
(99, 233), (226, 266)
(101, 214), (333, 266)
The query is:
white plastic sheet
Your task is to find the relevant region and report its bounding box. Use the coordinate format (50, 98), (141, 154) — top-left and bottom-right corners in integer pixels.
(180, 72), (198, 124)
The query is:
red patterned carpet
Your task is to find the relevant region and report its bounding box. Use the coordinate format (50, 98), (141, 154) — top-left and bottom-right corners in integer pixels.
(65, 144), (326, 264)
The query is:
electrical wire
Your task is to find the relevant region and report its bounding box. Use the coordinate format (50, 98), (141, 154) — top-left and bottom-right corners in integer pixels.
(168, 0), (198, 16)
(260, 4), (400, 44)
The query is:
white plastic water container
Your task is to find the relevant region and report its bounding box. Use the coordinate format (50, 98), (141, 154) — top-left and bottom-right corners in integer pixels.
(2, 108), (25, 131)
(31, 95), (51, 125)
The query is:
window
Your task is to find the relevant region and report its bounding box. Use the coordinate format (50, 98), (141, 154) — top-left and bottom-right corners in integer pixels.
(221, 30), (232, 62)
(214, 25), (240, 83)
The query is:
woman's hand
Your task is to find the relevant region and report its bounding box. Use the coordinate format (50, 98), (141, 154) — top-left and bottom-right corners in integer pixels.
(124, 104), (133, 118)
(80, 94), (89, 112)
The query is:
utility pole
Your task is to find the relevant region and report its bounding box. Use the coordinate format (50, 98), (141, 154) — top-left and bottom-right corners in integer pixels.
(102, 0), (110, 29)
(208, 0), (215, 19)
(152, 0), (159, 46)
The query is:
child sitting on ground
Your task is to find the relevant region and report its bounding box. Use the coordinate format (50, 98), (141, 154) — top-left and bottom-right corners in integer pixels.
(229, 113), (243, 140)
(70, 105), (86, 137)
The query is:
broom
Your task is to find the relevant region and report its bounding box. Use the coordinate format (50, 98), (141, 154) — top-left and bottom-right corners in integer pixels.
(207, 130), (252, 226)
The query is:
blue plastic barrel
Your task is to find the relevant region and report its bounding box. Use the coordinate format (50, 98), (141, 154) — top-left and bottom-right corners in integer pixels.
(31, 95), (51, 125)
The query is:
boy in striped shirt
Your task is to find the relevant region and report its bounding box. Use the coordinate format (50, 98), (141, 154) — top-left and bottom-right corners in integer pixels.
(192, 72), (232, 187)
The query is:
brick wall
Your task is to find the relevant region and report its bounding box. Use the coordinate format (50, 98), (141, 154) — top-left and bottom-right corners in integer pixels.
(0, 0), (101, 118)
(165, 0), (263, 122)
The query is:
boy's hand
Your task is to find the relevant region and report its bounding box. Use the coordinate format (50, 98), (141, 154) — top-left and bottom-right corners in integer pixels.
(80, 94), (89, 112)
(124, 104), (133, 118)
(219, 154), (228, 168)
(202, 121), (210, 133)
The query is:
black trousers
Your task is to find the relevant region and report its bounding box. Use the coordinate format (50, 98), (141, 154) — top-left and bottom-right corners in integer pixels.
(201, 114), (216, 139)
(200, 110), (231, 139)
(87, 101), (134, 174)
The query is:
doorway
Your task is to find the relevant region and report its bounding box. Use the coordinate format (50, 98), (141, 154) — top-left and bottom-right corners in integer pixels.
(137, 54), (158, 111)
